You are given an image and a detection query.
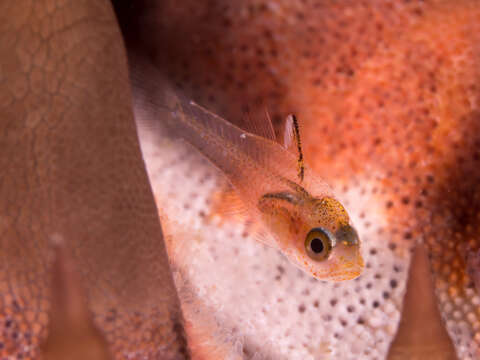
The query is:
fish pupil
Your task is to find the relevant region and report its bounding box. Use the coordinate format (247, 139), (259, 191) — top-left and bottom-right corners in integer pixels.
(310, 238), (324, 253)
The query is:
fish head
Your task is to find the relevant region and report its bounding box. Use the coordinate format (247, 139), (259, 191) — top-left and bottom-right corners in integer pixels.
(295, 196), (364, 281)
(259, 193), (364, 281)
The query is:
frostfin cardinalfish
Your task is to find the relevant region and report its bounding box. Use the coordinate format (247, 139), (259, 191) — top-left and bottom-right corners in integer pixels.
(131, 62), (363, 281)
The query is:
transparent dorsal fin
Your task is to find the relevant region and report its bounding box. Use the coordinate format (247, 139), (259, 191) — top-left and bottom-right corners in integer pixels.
(282, 114), (296, 151)
(130, 55), (302, 195)
(238, 102), (276, 141)
(281, 114), (305, 183)
(185, 100), (298, 182)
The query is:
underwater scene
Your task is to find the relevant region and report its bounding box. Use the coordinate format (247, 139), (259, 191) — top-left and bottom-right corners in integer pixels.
(1, 0), (480, 359)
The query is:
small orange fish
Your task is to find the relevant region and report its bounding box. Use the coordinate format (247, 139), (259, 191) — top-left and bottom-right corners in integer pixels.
(132, 62), (364, 281)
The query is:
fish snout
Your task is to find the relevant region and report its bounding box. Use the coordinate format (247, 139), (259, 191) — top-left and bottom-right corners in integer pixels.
(335, 224), (360, 247)
(330, 225), (364, 280)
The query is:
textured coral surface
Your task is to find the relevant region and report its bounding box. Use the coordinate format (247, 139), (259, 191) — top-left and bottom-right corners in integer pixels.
(129, 0), (480, 359)
(0, 1), (187, 359)
(2, 0), (480, 359)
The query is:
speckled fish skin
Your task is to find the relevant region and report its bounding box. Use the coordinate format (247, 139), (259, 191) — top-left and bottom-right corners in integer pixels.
(131, 0), (480, 358)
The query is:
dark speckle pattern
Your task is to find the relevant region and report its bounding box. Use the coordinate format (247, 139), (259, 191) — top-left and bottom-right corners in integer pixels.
(132, 0), (480, 358)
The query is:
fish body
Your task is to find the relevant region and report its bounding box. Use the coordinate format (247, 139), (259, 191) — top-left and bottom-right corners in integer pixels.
(132, 64), (363, 281)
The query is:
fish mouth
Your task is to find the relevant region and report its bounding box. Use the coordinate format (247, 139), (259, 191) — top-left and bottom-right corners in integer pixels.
(327, 262), (364, 281)
(328, 243), (365, 281)
(326, 224), (363, 281)
(309, 254), (364, 281)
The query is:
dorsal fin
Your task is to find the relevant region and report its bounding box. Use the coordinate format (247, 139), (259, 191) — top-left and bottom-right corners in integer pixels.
(238, 102), (276, 141)
(184, 100), (299, 184)
(130, 56), (307, 202)
(281, 114), (305, 183)
(282, 114), (296, 151)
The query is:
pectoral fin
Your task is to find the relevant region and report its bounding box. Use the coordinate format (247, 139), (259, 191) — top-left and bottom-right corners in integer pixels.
(209, 185), (278, 248)
(209, 185), (251, 223)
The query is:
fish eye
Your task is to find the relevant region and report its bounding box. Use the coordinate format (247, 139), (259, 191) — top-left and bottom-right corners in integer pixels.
(305, 227), (332, 261)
